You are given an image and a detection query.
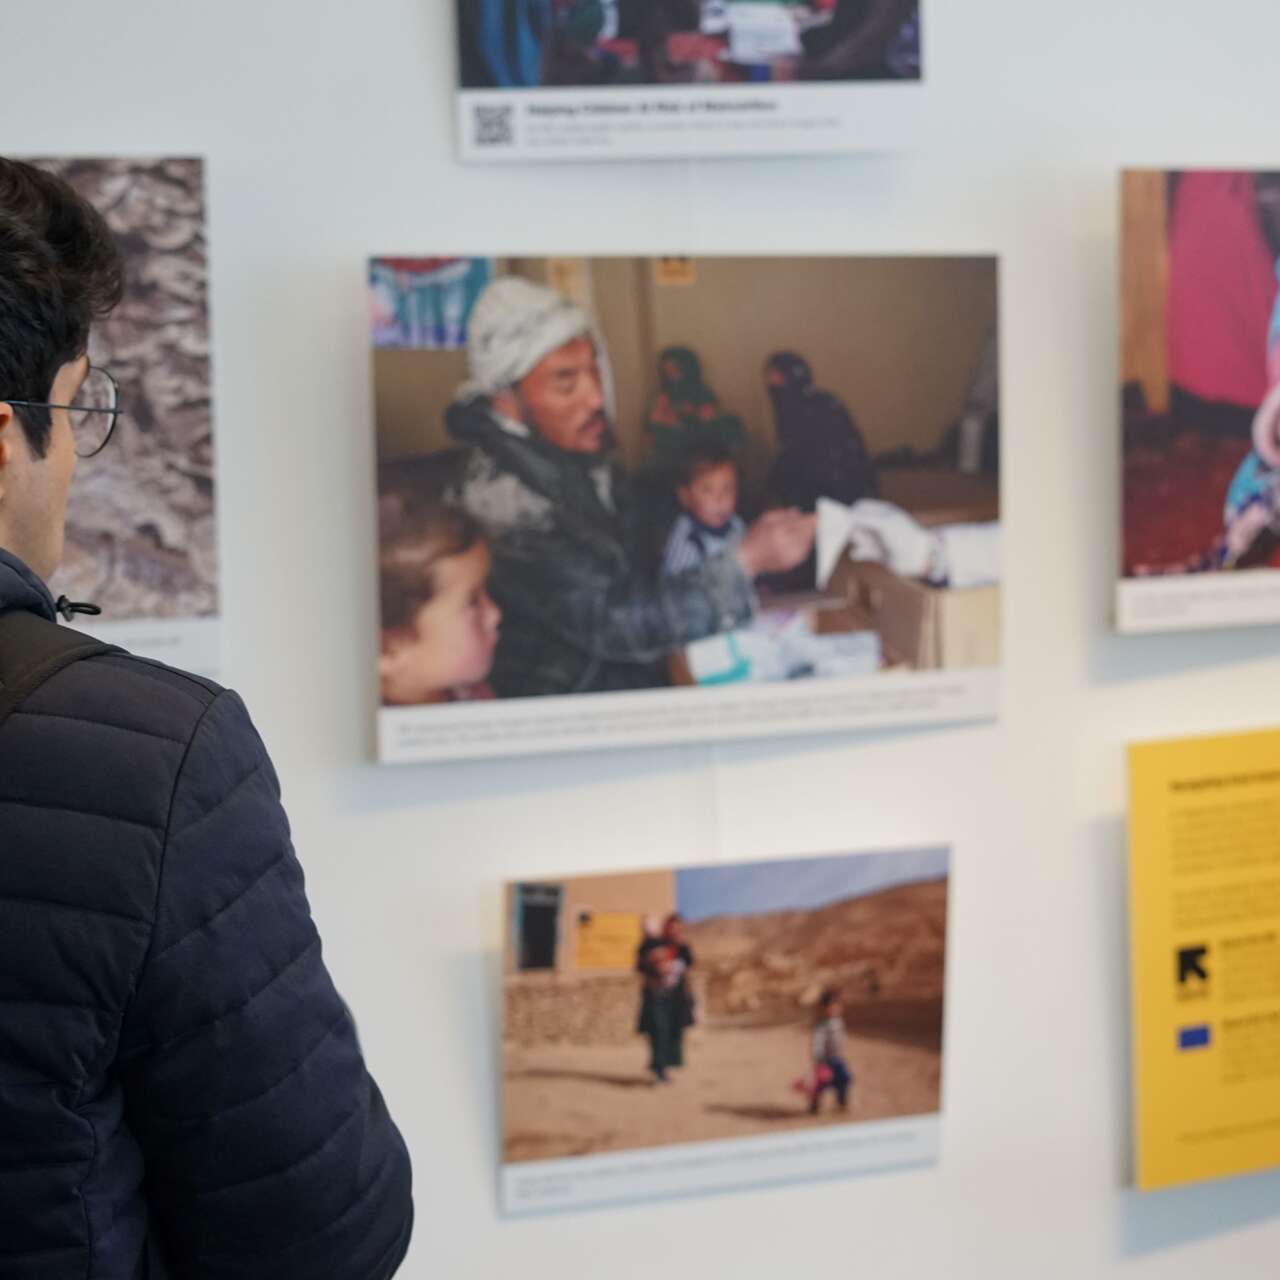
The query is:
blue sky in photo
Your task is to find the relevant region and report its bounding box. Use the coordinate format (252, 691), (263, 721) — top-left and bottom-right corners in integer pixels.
(674, 847), (949, 923)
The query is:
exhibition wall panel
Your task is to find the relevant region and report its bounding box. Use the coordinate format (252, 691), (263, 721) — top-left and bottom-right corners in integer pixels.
(4, 0), (1280, 1276)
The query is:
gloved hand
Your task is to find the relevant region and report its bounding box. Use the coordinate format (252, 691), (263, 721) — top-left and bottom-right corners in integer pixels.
(844, 499), (944, 581)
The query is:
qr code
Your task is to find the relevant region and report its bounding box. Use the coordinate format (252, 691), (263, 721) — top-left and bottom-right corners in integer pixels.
(474, 105), (515, 148)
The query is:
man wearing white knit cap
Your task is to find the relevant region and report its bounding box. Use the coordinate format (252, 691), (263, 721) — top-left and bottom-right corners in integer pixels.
(447, 275), (815, 699)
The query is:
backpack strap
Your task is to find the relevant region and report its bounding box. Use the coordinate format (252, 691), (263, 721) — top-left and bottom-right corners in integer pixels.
(0, 609), (121, 730)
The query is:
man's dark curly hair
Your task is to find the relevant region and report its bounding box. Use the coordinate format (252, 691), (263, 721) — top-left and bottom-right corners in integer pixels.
(0, 158), (124, 457)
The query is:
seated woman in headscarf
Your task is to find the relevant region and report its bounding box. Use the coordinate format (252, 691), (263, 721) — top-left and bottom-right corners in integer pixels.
(644, 345), (746, 469)
(764, 351), (879, 513)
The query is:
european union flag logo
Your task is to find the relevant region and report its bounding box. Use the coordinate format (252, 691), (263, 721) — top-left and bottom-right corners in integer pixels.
(1178, 1025), (1211, 1051)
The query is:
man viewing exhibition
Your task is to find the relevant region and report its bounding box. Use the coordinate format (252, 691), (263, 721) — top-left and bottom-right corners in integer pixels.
(447, 275), (817, 698)
(0, 159), (413, 1277)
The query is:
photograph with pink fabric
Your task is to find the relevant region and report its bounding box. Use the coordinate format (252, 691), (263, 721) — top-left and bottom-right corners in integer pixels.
(1118, 169), (1280, 633)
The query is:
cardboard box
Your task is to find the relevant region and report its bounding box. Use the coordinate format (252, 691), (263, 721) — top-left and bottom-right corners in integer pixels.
(830, 560), (1000, 671)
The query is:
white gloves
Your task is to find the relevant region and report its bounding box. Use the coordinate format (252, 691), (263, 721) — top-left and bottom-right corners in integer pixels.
(823, 498), (943, 583)
(816, 497), (1002, 590)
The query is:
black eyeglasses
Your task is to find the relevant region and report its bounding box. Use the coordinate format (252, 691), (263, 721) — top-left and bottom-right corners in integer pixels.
(4, 364), (122, 458)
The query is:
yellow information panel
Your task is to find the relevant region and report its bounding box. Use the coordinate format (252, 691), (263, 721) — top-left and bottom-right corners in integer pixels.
(1129, 727), (1280, 1190)
(574, 911), (642, 971)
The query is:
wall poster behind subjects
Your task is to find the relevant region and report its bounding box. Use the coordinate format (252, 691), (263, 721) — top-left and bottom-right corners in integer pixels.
(501, 846), (950, 1213)
(33, 157), (219, 673)
(371, 255), (1000, 763)
(1119, 169), (1280, 633)
(454, 0), (925, 162)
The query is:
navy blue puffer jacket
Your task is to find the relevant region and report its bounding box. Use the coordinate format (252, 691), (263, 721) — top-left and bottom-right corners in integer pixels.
(0, 549), (412, 1279)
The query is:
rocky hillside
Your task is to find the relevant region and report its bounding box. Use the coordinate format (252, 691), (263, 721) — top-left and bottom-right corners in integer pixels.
(685, 878), (947, 1048)
(37, 157), (217, 622)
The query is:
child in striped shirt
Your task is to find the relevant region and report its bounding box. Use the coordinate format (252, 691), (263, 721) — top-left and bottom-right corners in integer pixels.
(662, 445), (746, 577)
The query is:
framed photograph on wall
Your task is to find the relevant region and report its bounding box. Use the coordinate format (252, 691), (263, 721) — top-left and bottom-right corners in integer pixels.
(500, 846), (950, 1213)
(370, 253), (1000, 763)
(31, 157), (220, 674)
(1118, 169), (1280, 634)
(454, 1), (926, 163)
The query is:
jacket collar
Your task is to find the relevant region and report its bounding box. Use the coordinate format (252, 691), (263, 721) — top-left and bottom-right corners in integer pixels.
(0, 548), (58, 623)
(447, 395), (621, 528)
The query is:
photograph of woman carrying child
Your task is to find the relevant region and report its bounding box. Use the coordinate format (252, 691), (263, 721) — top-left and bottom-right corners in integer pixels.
(457, 0), (921, 92)
(373, 255), (999, 717)
(500, 848), (948, 1209)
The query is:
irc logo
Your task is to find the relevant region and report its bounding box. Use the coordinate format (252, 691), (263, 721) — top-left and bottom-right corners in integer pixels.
(1176, 945), (1210, 997)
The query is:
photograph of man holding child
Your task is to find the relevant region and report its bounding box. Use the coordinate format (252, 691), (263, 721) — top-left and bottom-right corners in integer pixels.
(445, 276), (819, 697)
(372, 255), (999, 722)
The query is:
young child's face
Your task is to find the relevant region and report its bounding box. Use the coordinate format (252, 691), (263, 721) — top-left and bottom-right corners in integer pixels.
(678, 462), (737, 531)
(383, 543), (501, 701)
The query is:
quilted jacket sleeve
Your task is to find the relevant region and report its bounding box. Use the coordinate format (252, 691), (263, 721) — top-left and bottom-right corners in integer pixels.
(116, 690), (413, 1279)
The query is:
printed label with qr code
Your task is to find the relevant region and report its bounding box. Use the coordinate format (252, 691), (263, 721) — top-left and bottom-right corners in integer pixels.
(474, 105), (515, 147)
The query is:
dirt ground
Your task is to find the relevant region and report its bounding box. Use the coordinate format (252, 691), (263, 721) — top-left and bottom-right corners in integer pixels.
(503, 1023), (941, 1164)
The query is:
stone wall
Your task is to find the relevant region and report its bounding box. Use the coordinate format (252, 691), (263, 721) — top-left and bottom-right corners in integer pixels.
(505, 973), (642, 1048)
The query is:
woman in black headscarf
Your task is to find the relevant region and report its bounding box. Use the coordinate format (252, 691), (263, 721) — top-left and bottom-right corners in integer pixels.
(764, 352), (878, 513)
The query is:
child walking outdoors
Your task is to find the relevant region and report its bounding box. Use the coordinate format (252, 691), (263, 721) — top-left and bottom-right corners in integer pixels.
(807, 988), (854, 1115)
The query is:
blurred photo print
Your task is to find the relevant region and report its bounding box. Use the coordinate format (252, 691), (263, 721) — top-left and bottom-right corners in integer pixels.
(500, 846), (950, 1213)
(454, 1), (925, 162)
(31, 157), (219, 672)
(371, 255), (1001, 762)
(1119, 169), (1280, 632)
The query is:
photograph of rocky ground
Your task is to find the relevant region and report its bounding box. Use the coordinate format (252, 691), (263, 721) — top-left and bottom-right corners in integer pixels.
(35, 157), (217, 621)
(504, 877), (947, 1164)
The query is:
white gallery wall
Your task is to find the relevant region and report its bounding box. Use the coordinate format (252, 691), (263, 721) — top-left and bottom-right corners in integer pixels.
(6, 1), (1280, 1275)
